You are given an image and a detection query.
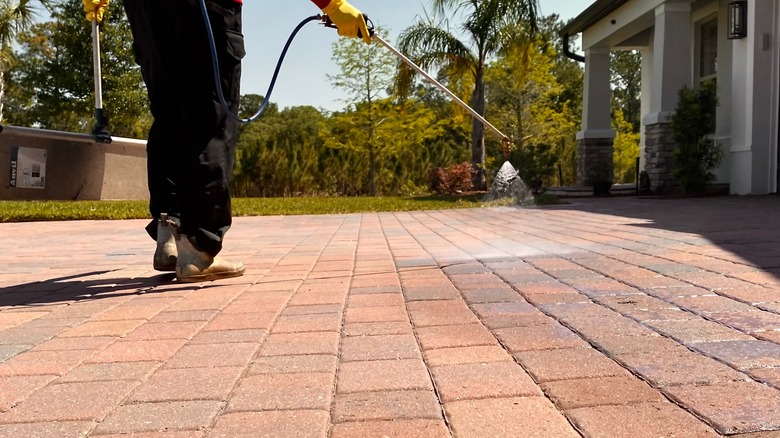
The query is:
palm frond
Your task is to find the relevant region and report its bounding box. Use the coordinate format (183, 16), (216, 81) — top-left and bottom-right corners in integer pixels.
(394, 21), (476, 98)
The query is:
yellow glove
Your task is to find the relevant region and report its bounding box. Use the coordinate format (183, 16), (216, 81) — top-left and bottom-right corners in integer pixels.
(322, 0), (371, 44)
(83, 0), (110, 23)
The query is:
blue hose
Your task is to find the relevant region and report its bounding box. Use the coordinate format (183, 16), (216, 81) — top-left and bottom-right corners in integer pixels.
(197, 0), (320, 123)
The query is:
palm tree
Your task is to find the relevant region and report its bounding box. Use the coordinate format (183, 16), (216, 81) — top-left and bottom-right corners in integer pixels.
(396, 0), (539, 190)
(0, 0), (50, 122)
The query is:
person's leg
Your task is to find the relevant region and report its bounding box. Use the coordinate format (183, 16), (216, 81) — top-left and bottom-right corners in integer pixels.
(123, 0), (180, 271)
(169, 0), (244, 257)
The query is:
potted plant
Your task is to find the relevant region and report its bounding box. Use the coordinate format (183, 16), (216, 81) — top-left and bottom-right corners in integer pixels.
(589, 162), (613, 195)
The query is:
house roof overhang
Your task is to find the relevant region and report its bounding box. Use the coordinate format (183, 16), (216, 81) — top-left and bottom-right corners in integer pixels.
(560, 0), (631, 36)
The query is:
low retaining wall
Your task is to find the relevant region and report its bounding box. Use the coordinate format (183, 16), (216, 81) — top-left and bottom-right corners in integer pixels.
(0, 125), (148, 201)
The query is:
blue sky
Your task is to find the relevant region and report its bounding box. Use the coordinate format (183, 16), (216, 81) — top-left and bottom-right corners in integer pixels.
(242, 0), (593, 111)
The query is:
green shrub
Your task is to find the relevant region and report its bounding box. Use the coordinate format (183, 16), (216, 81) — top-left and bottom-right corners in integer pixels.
(669, 81), (723, 195)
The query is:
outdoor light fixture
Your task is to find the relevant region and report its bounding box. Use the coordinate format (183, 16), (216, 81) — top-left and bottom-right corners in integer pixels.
(728, 0), (748, 40)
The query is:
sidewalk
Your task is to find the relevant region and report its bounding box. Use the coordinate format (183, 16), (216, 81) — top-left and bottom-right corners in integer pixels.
(1, 196), (780, 437)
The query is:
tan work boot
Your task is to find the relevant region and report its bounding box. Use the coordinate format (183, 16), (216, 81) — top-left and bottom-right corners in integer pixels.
(174, 232), (246, 283)
(153, 213), (177, 271)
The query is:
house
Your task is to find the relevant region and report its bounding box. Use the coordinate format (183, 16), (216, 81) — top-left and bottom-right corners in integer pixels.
(561, 0), (778, 195)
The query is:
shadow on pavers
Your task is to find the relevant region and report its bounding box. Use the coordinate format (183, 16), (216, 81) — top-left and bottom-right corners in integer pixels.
(542, 194), (780, 279)
(0, 270), (201, 308)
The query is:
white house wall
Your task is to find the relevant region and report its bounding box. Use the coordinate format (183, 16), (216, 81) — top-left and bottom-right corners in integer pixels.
(729, 0), (779, 194)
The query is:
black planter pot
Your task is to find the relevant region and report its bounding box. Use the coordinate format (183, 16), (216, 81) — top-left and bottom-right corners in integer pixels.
(592, 180), (612, 196)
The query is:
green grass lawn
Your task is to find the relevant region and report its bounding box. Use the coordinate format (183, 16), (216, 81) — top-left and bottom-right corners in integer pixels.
(0, 195), (510, 222)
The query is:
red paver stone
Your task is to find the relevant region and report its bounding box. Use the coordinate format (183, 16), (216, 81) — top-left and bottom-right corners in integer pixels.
(348, 293), (405, 308)
(514, 347), (631, 382)
(94, 401), (223, 435)
(208, 410), (329, 437)
(0, 380), (139, 423)
(332, 390), (442, 423)
(90, 432), (204, 437)
(750, 368), (780, 389)
(123, 321), (206, 341)
(260, 332), (339, 356)
(128, 367), (243, 402)
(407, 300), (479, 327)
(590, 335), (689, 356)
(248, 354), (337, 375)
(568, 401), (719, 437)
(272, 313), (342, 333)
(340, 334), (421, 362)
(471, 301), (538, 318)
(693, 340), (780, 370)
(707, 311), (780, 333)
(29, 335), (117, 351)
(430, 361), (541, 402)
(58, 319), (147, 338)
(344, 306), (409, 324)
(461, 288), (523, 303)
(665, 381), (780, 434)
(282, 304), (343, 315)
(86, 339), (188, 363)
(616, 350), (749, 387)
(403, 286), (461, 301)
(330, 419), (449, 438)
(445, 397), (580, 438)
(646, 318), (754, 343)
(337, 359), (432, 393)
(481, 313), (554, 329)
(0, 349), (94, 376)
(342, 321), (412, 336)
(495, 323), (589, 352)
(415, 324), (497, 350)
(523, 292), (591, 305)
(537, 302), (617, 319)
(669, 295), (758, 314)
(564, 315), (660, 339)
(541, 375), (666, 409)
(189, 329), (267, 344)
(149, 310), (219, 323)
(0, 374), (57, 411)
(59, 361), (160, 383)
(0, 422), (95, 438)
(164, 342), (258, 369)
(226, 372), (333, 411)
(201, 312), (277, 331)
(424, 345), (513, 367)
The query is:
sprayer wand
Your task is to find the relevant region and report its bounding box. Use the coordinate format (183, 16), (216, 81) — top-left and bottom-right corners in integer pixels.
(321, 14), (512, 157)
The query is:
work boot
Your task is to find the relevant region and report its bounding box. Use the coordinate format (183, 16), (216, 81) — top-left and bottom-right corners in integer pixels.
(174, 232), (246, 283)
(153, 213), (177, 272)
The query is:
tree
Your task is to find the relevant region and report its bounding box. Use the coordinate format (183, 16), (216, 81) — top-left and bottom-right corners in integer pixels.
(327, 27), (396, 196)
(5, 0), (150, 137)
(485, 28), (577, 190)
(611, 50), (641, 132)
(0, 0), (51, 121)
(612, 109), (639, 183)
(396, 0), (540, 190)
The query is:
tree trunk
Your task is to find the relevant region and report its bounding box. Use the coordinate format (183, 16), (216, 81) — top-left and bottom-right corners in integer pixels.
(470, 68), (486, 190)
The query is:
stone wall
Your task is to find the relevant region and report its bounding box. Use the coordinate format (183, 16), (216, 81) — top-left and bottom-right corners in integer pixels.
(577, 137), (614, 185)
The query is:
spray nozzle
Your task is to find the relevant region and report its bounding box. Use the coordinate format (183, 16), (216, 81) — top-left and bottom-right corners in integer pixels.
(320, 14), (375, 39)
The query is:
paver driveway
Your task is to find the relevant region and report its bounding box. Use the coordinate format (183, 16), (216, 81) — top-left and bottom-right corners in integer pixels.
(1, 195), (780, 437)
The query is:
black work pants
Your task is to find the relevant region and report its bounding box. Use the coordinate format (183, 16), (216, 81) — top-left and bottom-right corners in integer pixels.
(124, 0), (244, 256)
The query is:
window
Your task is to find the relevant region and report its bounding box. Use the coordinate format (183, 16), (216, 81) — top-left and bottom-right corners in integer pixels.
(699, 19), (718, 82)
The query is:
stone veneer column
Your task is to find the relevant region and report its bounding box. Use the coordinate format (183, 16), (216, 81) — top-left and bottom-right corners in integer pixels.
(642, 2), (692, 193)
(577, 137), (615, 185)
(643, 122), (677, 193)
(577, 47), (615, 186)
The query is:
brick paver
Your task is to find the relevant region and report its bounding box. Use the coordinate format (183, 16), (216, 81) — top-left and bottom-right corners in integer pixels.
(4, 196), (780, 436)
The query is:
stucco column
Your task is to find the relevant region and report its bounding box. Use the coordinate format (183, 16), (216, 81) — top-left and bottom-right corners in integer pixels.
(577, 47), (615, 185)
(642, 1), (692, 193)
(730, 0), (777, 194)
